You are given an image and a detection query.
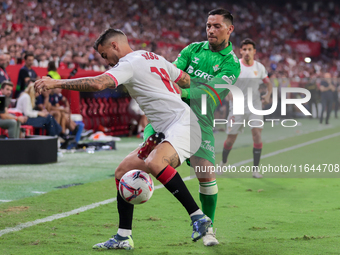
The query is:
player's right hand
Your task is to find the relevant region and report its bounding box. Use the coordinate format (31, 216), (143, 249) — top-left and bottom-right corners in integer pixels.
(34, 76), (56, 94)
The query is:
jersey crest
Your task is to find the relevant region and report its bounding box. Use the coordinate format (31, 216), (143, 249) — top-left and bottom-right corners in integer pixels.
(213, 64), (220, 72)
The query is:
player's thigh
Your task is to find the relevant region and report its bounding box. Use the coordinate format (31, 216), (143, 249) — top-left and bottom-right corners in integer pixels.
(191, 155), (216, 182)
(115, 147), (149, 179)
(227, 114), (245, 135)
(145, 141), (180, 176)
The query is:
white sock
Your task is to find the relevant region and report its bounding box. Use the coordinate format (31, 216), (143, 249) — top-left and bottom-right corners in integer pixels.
(189, 209), (203, 218)
(117, 228), (132, 237)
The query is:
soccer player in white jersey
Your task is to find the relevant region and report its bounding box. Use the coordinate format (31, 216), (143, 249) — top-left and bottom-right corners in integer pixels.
(34, 28), (211, 250)
(220, 38), (272, 178)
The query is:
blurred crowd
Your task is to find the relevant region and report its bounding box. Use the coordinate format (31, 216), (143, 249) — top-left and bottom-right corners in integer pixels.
(0, 0), (339, 79)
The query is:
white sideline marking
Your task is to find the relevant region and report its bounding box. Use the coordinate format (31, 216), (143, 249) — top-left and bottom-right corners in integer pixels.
(0, 200), (12, 203)
(31, 191), (47, 194)
(0, 176), (193, 237)
(1, 132), (339, 237)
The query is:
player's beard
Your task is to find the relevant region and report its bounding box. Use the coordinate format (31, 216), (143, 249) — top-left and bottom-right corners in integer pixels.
(209, 39), (227, 52)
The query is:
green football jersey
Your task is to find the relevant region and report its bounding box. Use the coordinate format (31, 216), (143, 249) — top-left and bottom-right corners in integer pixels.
(173, 41), (241, 128)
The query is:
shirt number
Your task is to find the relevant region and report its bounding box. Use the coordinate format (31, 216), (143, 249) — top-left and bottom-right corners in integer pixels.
(150, 67), (180, 94)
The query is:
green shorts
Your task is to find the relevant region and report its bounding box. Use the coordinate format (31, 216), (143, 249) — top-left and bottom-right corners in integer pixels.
(143, 123), (215, 166)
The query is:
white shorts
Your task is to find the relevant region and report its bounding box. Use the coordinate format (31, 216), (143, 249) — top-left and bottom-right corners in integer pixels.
(161, 116), (201, 165)
(227, 112), (263, 135)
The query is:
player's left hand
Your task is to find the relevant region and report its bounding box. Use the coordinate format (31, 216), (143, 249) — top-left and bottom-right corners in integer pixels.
(261, 94), (271, 104)
(34, 76), (57, 94)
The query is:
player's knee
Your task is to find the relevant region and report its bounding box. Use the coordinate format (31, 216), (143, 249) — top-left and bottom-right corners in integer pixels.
(144, 158), (163, 177)
(252, 130), (262, 143)
(198, 177), (216, 183)
(8, 119), (16, 128)
(225, 137), (235, 147)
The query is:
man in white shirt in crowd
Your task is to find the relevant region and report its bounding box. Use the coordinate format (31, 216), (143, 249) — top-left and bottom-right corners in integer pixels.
(0, 81), (27, 138)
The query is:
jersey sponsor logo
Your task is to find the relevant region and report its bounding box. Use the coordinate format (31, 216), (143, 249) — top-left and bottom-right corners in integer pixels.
(254, 71), (258, 76)
(187, 65), (194, 74)
(200, 140), (215, 154)
(222, 75), (234, 85)
(186, 66), (214, 81)
(213, 64), (220, 72)
(192, 57), (200, 64)
(194, 69), (214, 80)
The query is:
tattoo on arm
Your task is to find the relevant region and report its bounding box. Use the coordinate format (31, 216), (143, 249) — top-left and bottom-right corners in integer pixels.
(162, 153), (180, 168)
(59, 74), (116, 92)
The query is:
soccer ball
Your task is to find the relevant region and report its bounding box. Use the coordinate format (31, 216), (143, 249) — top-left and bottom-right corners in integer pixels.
(119, 170), (154, 204)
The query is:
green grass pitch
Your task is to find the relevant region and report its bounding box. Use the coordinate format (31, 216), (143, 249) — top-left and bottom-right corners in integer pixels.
(0, 117), (339, 254)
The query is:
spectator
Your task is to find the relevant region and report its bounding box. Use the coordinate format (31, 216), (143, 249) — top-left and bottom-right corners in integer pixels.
(0, 0), (339, 80)
(332, 73), (339, 118)
(0, 81), (27, 138)
(47, 61), (61, 80)
(15, 52), (38, 98)
(35, 89), (62, 128)
(0, 53), (10, 84)
(15, 81), (63, 137)
(319, 73), (335, 125)
(305, 74), (319, 118)
(46, 61), (81, 137)
(49, 88), (82, 139)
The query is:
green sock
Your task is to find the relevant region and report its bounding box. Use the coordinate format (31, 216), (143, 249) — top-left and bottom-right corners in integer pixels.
(199, 180), (218, 225)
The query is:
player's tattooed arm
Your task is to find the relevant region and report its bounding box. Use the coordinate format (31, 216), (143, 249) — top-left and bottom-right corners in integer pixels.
(57, 74), (116, 92)
(35, 74), (116, 94)
(176, 71), (190, 88)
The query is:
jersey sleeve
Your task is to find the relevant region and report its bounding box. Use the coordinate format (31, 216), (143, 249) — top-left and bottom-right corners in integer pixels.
(104, 61), (133, 86)
(259, 63), (269, 83)
(172, 45), (191, 70)
(212, 61), (241, 91)
(163, 58), (182, 82)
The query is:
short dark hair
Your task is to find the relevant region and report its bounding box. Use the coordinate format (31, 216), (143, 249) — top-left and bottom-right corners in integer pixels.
(93, 28), (126, 51)
(208, 8), (233, 25)
(48, 61), (57, 71)
(1, 80), (13, 89)
(240, 38), (256, 49)
(24, 52), (34, 60)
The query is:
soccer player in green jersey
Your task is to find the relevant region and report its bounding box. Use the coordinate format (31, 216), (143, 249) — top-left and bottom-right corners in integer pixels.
(143, 8), (241, 246)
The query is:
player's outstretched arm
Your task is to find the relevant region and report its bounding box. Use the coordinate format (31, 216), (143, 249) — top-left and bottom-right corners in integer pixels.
(262, 79), (273, 104)
(176, 71), (190, 88)
(34, 74), (116, 94)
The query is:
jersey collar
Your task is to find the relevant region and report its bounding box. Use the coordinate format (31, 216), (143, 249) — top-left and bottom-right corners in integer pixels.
(203, 41), (233, 56)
